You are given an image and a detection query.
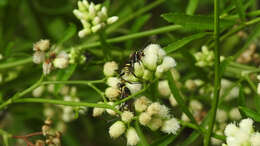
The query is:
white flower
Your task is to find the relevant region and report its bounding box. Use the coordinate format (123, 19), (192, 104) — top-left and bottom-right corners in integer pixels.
(224, 123), (239, 137)
(159, 105), (170, 119)
(32, 86), (45, 97)
(33, 51), (45, 64)
(126, 83), (142, 94)
(161, 117), (180, 134)
(185, 80), (196, 91)
(251, 132), (260, 146)
(106, 77), (120, 88)
(134, 96), (151, 112)
(239, 118), (254, 134)
(107, 16), (119, 24)
(141, 53), (158, 71)
(229, 108), (241, 120)
(105, 87), (120, 101)
(160, 56), (177, 71)
(169, 94), (177, 107)
(181, 113), (190, 122)
(216, 109), (227, 123)
(93, 104), (105, 117)
(147, 102), (161, 116)
(189, 100), (203, 111)
(126, 127), (140, 146)
(106, 102), (118, 116)
(109, 121), (126, 138)
(103, 61), (119, 77)
(33, 39), (50, 52)
(121, 111), (134, 123)
(53, 52), (69, 69)
(148, 117), (163, 131)
(155, 65), (164, 78)
(42, 62), (53, 75)
(139, 112), (152, 126)
(158, 80), (171, 97)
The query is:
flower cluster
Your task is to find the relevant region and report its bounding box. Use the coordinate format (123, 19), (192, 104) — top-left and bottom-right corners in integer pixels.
(73, 0), (119, 38)
(41, 118), (62, 146)
(194, 46), (215, 67)
(32, 39), (69, 75)
(68, 47), (86, 64)
(91, 44), (180, 145)
(222, 118), (260, 146)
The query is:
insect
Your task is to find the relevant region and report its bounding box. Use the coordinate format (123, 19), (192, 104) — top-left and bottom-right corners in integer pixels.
(120, 48), (145, 77)
(117, 79), (132, 111)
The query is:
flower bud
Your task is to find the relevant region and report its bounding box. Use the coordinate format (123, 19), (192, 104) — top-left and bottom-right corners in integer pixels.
(148, 117), (162, 131)
(106, 77), (120, 88)
(142, 69), (153, 80)
(134, 96), (151, 112)
(107, 16), (119, 24)
(229, 108), (241, 121)
(105, 87), (120, 101)
(78, 28), (91, 38)
(169, 94), (177, 107)
(126, 83), (142, 94)
(32, 86), (45, 97)
(33, 39), (50, 52)
(126, 127), (140, 146)
(158, 80), (171, 97)
(139, 112), (151, 126)
(42, 62), (53, 75)
(134, 62), (144, 78)
(109, 121), (126, 138)
(103, 61), (119, 77)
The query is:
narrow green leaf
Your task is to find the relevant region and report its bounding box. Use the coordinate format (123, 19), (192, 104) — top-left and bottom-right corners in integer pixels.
(167, 71), (200, 131)
(238, 85), (246, 118)
(164, 32), (209, 54)
(161, 13), (234, 31)
(233, 0), (246, 21)
(186, 0), (199, 15)
(239, 106), (260, 122)
(57, 23), (77, 46)
(135, 121), (149, 146)
(181, 131), (200, 146)
(54, 64), (77, 95)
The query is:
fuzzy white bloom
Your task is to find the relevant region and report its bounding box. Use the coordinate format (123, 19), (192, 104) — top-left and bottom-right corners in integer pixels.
(107, 16), (119, 24)
(126, 127), (140, 146)
(139, 112), (152, 126)
(169, 94), (178, 107)
(148, 117), (163, 131)
(147, 102), (161, 116)
(161, 117), (180, 134)
(53, 51), (69, 69)
(134, 62), (144, 78)
(159, 105), (170, 119)
(158, 80), (171, 97)
(33, 51), (45, 64)
(134, 96), (151, 112)
(216, 109), (228, 123)
(109, 121), (126, 138)
(103, 61), (119, 77)
(224, 123), (239, 137)
(106, 77), (120, 88)
(106, 102), (117, 116)
(42, 62), (52, 75)
(250, 132), (260, 146)
(105, 87), (120, 101)
(189, 100), (203, 111)
(229, 108), (241, 120)
(33, 39), (50, 52)
(126, 83), (142, 94)
(239, 118), (254, 134)
(121, 111), (134, 123)
(32, 86), (45, 97)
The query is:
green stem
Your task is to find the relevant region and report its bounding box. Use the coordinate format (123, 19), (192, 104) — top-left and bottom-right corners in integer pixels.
(14, 98), (121, 114)
(205, 0), (221, 145)
(41, 79), (105, 85)
(77, 25), (182, 51)
(0, 75), (44, 111)
(0, 57), (32, 70)
(87, 83), (107, 103)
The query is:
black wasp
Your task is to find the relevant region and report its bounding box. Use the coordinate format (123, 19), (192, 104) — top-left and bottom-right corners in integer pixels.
(120, 48), (145, 77)
(117, 79), (133, 111)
